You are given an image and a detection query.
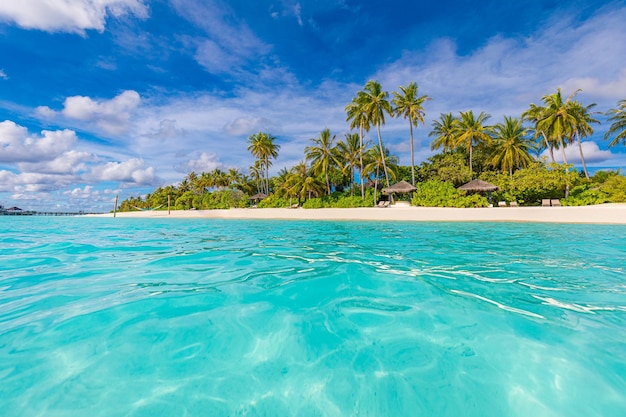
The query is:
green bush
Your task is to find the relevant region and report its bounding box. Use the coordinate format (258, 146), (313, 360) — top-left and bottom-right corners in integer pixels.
(258, 194), (290, 208)
(412, 180), (488, 207)
(302, 198), (328, 209)
(601, 175), (626, 203)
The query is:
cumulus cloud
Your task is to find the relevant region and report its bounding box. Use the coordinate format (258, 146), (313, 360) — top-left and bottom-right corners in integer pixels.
(0, 120), (77, 163)
(0, 0), (148, 34)
(63, 185), (98, 199)
(89, 158), (156, 185)
(61, 90), (141, 134)
(546, 142), (614, 165)
(0, 69), (7, 80)
(18, 150), (93, 175)
(175, 152), (223, 174)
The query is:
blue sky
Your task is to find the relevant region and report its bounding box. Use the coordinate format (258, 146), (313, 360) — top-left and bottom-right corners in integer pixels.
(1, 0), (625, 212)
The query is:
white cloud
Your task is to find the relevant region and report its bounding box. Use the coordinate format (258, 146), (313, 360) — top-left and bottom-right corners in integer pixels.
(223, 117), (279, 136)
(0, 0), (148, 34)
(35, 105), (56, 118)
(63, 185), (98, 199)
(0, 120), (77, 163)
(374, 4), (626, 119)
(61, 90), (141, 134)
(175, 152), (223, 174)
(546, 142), (614, 165)
(18, 150), (93, 175)
(0, 69), (7, 80)
(88, 158), (156, 185)
(170, 0), (269, 74)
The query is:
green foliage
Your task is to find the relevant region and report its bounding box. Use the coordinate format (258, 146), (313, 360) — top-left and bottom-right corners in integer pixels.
(416, 153), (472, 186)
(201, 190), (247, 209)
(562, 185), (608, 206)
(591, 170), (620, 184)
(482, 162), (579, 205)
(175, 191), (195, 210)
(302, 198), (328, 209)
(601, 175), (626, 202)
(257, 193), (290, 208)
(412, 180), (488, 207)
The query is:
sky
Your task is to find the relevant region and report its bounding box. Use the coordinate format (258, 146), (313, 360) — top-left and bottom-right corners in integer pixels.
(1, 0), (625, 212)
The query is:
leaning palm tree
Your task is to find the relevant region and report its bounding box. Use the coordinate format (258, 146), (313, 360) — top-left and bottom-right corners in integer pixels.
(522, 103), (556, 163)
(305, 128), (337, 196)
(358, 80), (393, 188)
(489, 116), (535, 177)
(393, 82), (431, 186)
(604, 99), (626, 147)
(568, 100), (599, 179)
(346, 95), (372, 199)
(537, 88), (580, 165)
(429, 113), (458, 153)
(453, 110), (492, 175)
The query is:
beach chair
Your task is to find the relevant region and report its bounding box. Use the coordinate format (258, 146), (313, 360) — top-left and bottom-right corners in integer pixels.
(542, 199), (551, 207)
(551, 199), (561, 207)
(498, 201), (507, 207)
(509, 201), (518, 207)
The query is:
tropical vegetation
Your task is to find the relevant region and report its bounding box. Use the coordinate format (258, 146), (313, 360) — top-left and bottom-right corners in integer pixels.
(118, 84), (626, 211)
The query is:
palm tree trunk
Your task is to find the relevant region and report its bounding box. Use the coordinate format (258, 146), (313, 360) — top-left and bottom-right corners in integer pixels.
(409, 122), (415, 186)
(576, 132), (589, 179)
(373, 166), (379, 206)
(469, 143), (473, 176)
(559, 137), (568, 164)
(541, 132), (555, 163)
(377, 124), (390, 187)
(359, 125), (365, 199)
(325, 170), (331, 195)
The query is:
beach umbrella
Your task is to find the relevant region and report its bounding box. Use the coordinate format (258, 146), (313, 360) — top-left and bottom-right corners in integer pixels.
(382, 180), (418, 194)
(248, 193), (268, 204)
(458, 179), (499, 205)
(457, 179), (499, 192)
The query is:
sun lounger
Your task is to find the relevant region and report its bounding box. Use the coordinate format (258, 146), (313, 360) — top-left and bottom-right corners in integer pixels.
(542, 199), (551, 207)
(498, 201), (507, 207)
(377, 201), (389, 208)
(509, 201), (518, 207)
(551, 199), (561, 207)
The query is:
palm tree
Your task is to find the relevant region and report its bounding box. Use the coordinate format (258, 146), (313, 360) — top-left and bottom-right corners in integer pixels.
(429, 113), (458, 153)
(285, 162), (324, 204)
(604, 99), (626, 147)
(489, 116), (535, 177)
(569, 100), (599, 179)
(346, 95), (372, 199)
(522, 103), (556, 163)
(359, 80), (393, 188)
(335, 133), (364, 195)
(363, 147), (399, 205)
(305, 128), (338, 195)
(537, 88), (580, 165)
(249, 160), (264, 194)
(247, 132), (280, 195)
(392, 82), (431, 186)
(454, 110), (492, 175)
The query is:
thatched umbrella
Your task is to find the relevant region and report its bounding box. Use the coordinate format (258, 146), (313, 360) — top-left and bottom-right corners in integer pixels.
(458, 179), (499, 204)
(248, 193), (267, 204)
(382, 180), (418, 203)
(382, 180), (418, 194)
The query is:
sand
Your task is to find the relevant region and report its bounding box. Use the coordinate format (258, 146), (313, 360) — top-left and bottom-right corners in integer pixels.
(92, 203), (626, 224)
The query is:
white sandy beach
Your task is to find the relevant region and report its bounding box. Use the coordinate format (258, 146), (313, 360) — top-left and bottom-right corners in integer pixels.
(93, 203), (626, 224)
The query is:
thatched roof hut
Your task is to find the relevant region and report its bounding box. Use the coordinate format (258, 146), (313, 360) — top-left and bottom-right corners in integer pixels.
(382, 180), (417, 194)
(458, 179), (499, 192)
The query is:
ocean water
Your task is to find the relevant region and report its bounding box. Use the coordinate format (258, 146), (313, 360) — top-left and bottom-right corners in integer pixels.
(0, 217), (625, 417)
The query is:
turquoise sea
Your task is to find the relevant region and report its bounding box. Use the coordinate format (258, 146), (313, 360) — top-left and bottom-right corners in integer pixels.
(1, 217), (625, 417)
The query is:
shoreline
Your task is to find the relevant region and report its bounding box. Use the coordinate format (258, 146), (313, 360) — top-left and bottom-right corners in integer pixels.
(89, 204), (626, 224)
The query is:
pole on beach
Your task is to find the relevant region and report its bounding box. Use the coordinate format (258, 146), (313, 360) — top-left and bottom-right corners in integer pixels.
(114, 194), (118, 218)
(168, 195), (171, 215)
